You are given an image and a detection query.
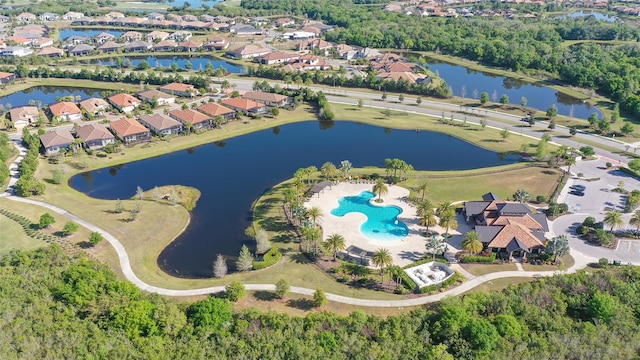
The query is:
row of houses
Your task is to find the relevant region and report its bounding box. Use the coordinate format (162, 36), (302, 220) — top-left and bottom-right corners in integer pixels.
(37, 91), (292, 155)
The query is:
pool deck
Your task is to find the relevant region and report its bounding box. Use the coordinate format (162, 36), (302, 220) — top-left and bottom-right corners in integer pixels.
(306, 182), (459, 267)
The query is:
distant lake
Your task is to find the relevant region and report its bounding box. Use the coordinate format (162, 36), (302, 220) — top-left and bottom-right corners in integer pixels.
(558, 10), (618, 22)
(69, 121), (520, 278)
(0, 86), (103, 108)
(426, 59), (603, 119)
(59, 29), (124, 40)
(88, 55), (244, 73)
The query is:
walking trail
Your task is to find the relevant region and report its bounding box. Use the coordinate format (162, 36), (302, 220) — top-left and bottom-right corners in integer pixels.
(5, 194), (597, 307)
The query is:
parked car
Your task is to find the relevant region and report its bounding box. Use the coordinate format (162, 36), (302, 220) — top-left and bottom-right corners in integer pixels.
(571, 184), (586, 191)
(569, 190), (585, 196)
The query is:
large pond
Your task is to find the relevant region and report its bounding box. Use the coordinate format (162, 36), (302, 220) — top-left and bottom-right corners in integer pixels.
(88, 55), (244, 73)
(0, 86), (104, 108)
(69, 121), (520, 278)
(426, 59), (603, 119)
(59, 29), (124, 41)
(558, 10), (618, 22)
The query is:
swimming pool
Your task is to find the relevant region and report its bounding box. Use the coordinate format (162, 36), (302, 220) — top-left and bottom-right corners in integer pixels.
(331, 191), (409, 242)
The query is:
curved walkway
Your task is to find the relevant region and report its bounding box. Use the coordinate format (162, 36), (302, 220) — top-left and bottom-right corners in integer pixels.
(6, 195), (597, 307)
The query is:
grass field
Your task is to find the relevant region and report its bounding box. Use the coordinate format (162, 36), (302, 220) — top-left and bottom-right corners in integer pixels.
(0, 214), (44, 255)
(0, 78), (142, 100)
(522, 254), (575, 272)
(459, 263), (518, 276)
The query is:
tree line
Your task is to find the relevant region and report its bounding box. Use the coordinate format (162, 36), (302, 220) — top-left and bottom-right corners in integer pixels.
(3, 246), (640, 358)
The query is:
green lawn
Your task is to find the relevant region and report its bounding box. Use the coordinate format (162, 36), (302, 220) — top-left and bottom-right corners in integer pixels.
(462, 277), (536, 294)
(0, 215), (44, 255)
(459, 263), (518, 276)
(522, 254), (575, 272)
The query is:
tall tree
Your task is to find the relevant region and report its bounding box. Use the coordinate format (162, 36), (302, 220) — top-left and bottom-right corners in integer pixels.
(340, 160), (352, 178)
(372, 178), (389, 201)
(324, 233), (346, 261)
(420, 208), (438, 233)
(462, 230), (483, 254)
(513, 189), (530, 204)
(630, 209), (640, 234)
(321, 162), (337, 180)
(603, 210), (624, 233)
(213, 254), (228, 278)
(414, 182), (429, 201)
(371, 248), (393, 283)
(439, 209), (458, 237)
(236, 245), (254, 272)
(545, 235), (570, 262)
(306, 206), (324, 225)
(417, 199), (434, 217)
(425, 236), (446, 259)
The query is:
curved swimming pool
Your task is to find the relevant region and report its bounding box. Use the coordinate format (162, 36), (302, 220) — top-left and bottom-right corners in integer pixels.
(330, 191), (409, 242)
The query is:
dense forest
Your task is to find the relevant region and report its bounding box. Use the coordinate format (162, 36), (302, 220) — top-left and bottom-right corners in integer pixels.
(241, 0), (640, 119)
(2, 246), (640, 359)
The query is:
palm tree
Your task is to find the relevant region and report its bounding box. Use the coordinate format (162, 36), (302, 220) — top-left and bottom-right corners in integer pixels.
(436, 201), (453, 217)
(565, 155), (576, 176)
(414, 182), (429, 201)
(387, 265), (404, 287)
(371, 248), (393, 283)
(321, 162), (337, 180)
(416, 199), (433, 216)
(462, 231), (483, 254)
(306, 206), (323, 226)
(513, 189), (530, 204)
(420, 208), (437, 233)
(603, 209), (624, 233)
(324, 233), (346, 261)
(630, 210), (640, 234)
(372, 178), (389, 201)
(439, 209), (458, 236)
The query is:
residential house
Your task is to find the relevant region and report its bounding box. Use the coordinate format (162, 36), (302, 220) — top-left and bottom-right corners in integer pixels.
(16, 13), (36, 23)
(153, 39), (177, 52)
(229, 24), (263, 35)
(68, 44), (95, 56)
(178, 39), (202, 51)
(8, 36), (32, 46)
(137, 113), (182, 136)
(197, 102), (236, 121)
(105, 11), (125, 19)
(0, 72), (16, 84)
(146, 30), (170, 42)
(62, 12), (84, 21)
(168, 31), (192, 42)
(32, 37), (54, 48)
(9, 106), (40, 127)
(249, 17), (268, 26)
(169, 109), (211, 130)
(79, 97), (109, 117)
(221, 98), (268, 116)
(49, 102), (82, 122)
(147, 12), (165, 21)
(137, 89), (176, 106)
(39, 130), (75, 155)
(75, 123), (116, 150)
(109, 117), (151, 144)
(242, 91), (290, 108)
(108, 93), (140, 113)
(298, 39), (334, 54)
(94, 32), (116, 44)
(39, 13), (58, 22)
(274, 17), (295, 28)
(64, 36), (89, 45)
(226, 44), (271, 59)
(37, 47), (64, 57)
(97, 41), (121, 53)
(121, 31), (143, 42)
(259, 51), (300, 65)
(182, 14), (198, 22)
(281, 31), (316, 41)
(159, 82), (196, 97)
(1, 46), (33, 57)
(463, 193), (549, 259)
(203, 38), (229, 51)
(125, 40), (152, 52)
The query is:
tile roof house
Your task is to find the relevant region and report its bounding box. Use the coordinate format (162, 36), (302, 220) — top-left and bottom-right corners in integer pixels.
(49, 102), (82, 122)
(137, 89), (176, 106)
(16, 13), (37, 23)
(259, 51), (300, 65)
(169, 109), (211, 130)
(79, 97), (109, 117)
(75, 123), (116, 150)
(153, 39), (177, 51)
(39, 129), (75, 155)
(226, 44), (271, 59)
(9, 106), (40, 127)
(109, 117), (151, 144)
(221, 98), (268, 116)
(108, 93), (141, 113)
(125, 40), (152, 52)
(137, 114), (182, 136)
(146, 30), (170, 42)
(32, 37), (54, 48)
(202, 38), (229, 51)
(97, 41), (121, 53)
(62, 12), (85, 21)
(93, 32), (116, 43)
(197, 102), (236, 121)
(463, 193), (549, 259)
(121, 31), (143, 42)
(1, 46), (33, 58)
(242, 91), (290, 108)
(178, 39), (203, 51)
(68, 44), (95, 56)
(0, 72), (17, 84)
(159, 82), (196, 97)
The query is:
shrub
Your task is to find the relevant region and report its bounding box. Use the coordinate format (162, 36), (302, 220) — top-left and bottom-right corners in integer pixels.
(62, 221), (79, 236)
(275, 279), (289, 299)
(89, 232), (103, 246)
(461, 253), (497, 263)
(536, 195), (546, 203)
(598, 258), (609, 267)
(606, 162), (612, 168)
(252, 246), (282, 270)
(419, 272), (460, 293)
(225, 281), (246, 302)
(583, 216), (597, 227)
